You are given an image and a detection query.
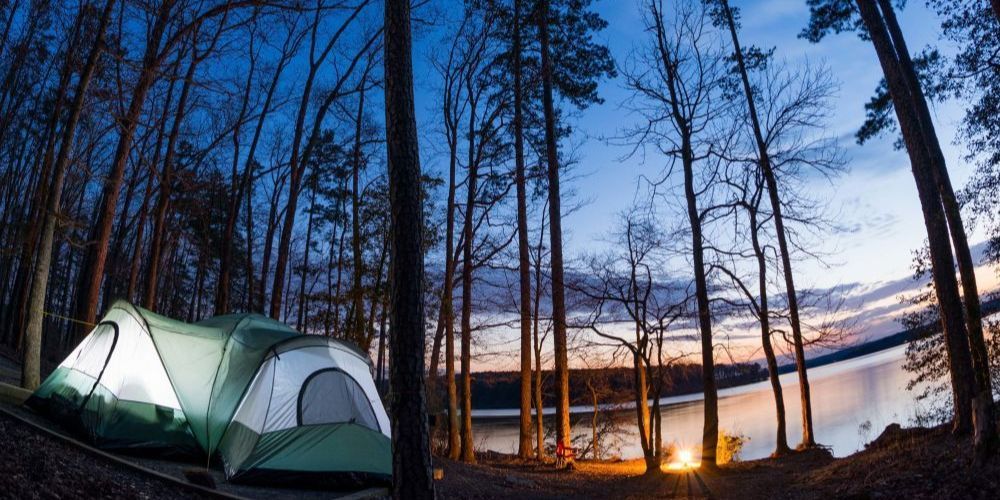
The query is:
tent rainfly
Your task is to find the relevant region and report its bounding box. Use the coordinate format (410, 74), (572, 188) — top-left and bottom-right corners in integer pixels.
(27, 300), (391, 487)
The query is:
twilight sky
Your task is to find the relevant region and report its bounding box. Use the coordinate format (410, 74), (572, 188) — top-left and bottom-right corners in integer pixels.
(407, 0), (998, 369)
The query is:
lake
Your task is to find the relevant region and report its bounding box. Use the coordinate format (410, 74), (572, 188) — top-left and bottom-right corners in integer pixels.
(470, 344), (938, 461)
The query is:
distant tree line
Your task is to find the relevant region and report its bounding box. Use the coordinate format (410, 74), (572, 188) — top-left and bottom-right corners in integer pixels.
(464, 362), (768, 410)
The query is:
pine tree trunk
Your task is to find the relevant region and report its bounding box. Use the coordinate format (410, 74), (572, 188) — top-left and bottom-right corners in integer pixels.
(538, 0), (572, 463)
(532, 212), (547, 460)
(444, 127), (461, 460)
(854, 0), (976, 433)
(459, 90), (478, 464)
(512, 0), (533, 460)
(384, 0), (435, 496)
(875, 0), (995, 456)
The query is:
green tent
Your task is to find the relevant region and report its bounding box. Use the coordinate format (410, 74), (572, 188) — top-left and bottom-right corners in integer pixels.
(27, 300), (391, 487)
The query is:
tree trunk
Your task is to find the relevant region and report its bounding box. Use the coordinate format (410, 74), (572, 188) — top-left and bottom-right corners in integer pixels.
(679, 132), (718, 466)
(748, 197), (790, 455)
(444, 136), (461, 461)
(459, 89), (478, 464)
(512, 0), (533, 460)
(269, 2), (370, 319)
(538, 0), (572, 464)
(633, 350), (655, 472)
(383, 0), (435, 497)
(350, 81), (368, 345)
(719, 0), (813, 448)
(216, 35), (258, 315)
(532, 209), (547, 460)
(145, 48), (199, 310)
(296, 187), (318, 331)
(587, 377), (599, 460)
(21, 0), (115, 389)
(854, 0), (976, 433)
(75, 1), (172, 332)
(259, 173), (286, 313)
(875, 0), (995, 457)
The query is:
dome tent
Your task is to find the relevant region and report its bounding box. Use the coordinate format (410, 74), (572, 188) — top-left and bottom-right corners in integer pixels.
(27, 300), (391, 487)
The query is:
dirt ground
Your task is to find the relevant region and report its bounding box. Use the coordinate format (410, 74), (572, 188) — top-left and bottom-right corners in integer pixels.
(435, 423), (1000, 499)
(0, 410), (212, 500)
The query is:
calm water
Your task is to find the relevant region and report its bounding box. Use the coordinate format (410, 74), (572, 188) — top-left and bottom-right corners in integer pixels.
(471, 344), (936, 460)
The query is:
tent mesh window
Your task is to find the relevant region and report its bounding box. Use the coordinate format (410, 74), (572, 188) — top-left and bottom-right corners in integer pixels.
(297, 369), (379, 431)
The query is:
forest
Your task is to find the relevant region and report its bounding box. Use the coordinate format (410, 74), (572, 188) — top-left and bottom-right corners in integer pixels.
(1, 0), (1000, 499)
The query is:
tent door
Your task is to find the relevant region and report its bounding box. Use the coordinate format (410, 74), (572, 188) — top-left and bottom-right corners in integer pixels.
(296, 368), (380, 432)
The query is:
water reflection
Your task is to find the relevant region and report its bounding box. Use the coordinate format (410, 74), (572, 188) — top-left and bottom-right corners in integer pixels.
(473, 344), (937, 460)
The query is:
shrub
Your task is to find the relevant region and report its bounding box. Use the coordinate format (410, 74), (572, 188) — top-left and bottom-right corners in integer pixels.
(717, 429), (748, 464)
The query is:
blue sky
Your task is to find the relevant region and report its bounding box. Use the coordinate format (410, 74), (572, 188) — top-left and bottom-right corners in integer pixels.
(551, 0), (979, 289)
(407, 0), (996, 366)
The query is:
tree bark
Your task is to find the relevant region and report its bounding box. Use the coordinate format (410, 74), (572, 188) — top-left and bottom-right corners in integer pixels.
(532, 206), (548, 460)
(538, 0), (572, 464)
(383, 0), (435, 497)
(682, 137), (718, 467)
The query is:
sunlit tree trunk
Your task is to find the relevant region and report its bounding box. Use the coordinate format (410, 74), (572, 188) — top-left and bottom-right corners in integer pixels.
(746, 194), (790, 455)
(532, 207), (548, 460)
(444, 119), (461, 461)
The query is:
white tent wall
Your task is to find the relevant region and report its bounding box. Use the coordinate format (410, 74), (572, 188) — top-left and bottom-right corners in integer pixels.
(59, 306), (182, 411)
